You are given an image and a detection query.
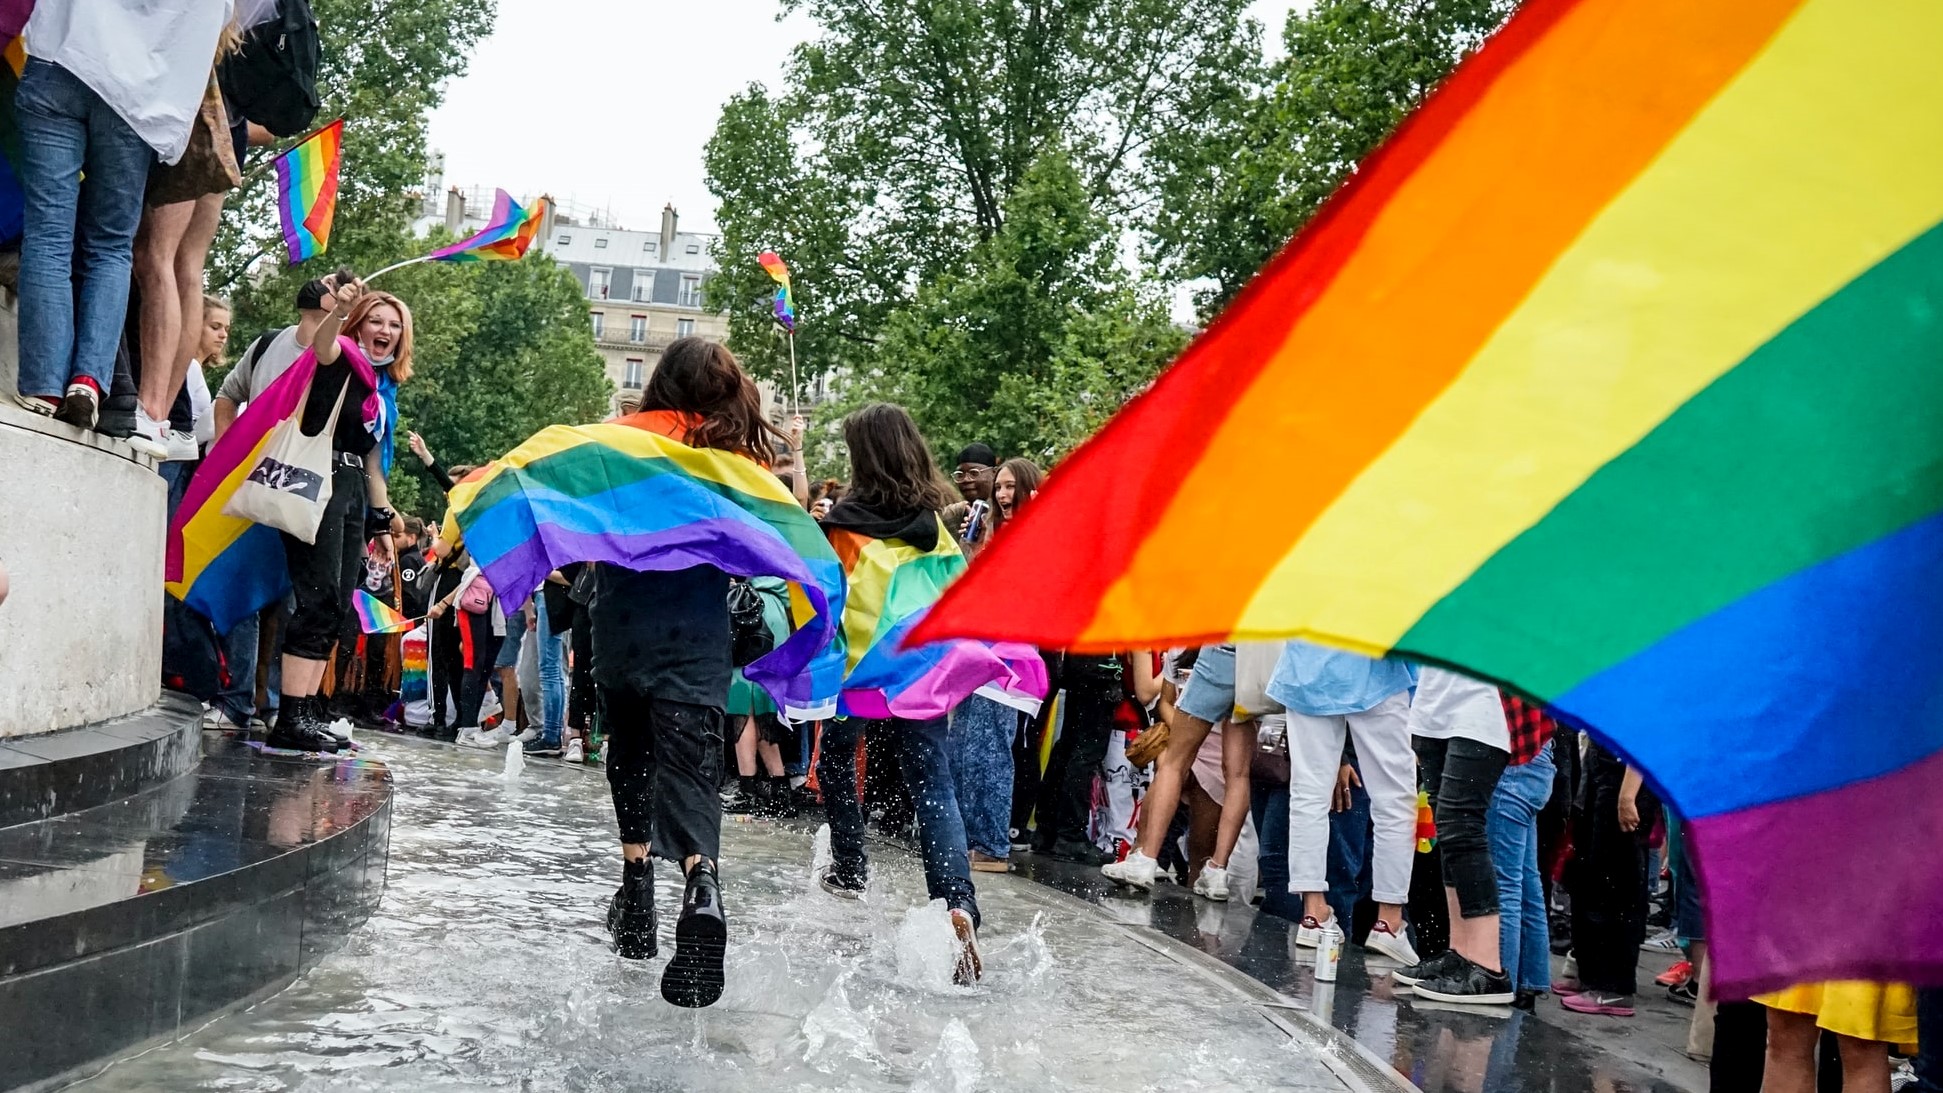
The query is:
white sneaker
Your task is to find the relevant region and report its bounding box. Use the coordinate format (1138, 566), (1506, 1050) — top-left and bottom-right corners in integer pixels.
(1101, 849), (1159, 890)
(1296, 913), (1335, 949)
(597, 739), (609, 765)
(198, 706), (237, 731)
(1364, 919), (1421, 966)
(163, 428), (198, 461)
(456, 726), (494, 748)
(513, 726), (540, 744)
(129, 407), (170, 459)
(1641, 929), (1681, 953)
(563, 738), (585, 762)
(1192, 860), (1230, 902)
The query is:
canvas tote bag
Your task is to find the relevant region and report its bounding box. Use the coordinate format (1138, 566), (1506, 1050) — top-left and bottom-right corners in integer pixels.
(222, 378), (345, 543)
(1231, 641), (1287, 722)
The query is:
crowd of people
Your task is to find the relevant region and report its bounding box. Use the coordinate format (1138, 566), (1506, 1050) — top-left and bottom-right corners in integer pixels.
(7, 2), (1936, 1088)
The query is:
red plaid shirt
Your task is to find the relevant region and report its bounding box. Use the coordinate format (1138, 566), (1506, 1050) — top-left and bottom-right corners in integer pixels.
(1501, 694), (1557, 766)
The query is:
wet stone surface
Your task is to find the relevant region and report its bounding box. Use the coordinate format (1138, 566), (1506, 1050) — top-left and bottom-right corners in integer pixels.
(84, 735), (1352, 1092)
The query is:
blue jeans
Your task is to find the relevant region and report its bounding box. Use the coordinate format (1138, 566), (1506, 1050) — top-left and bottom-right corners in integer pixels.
(1663, 807), (1704, 944)
(817, 716), (980, 926)
(1487, 740), (1555, 992)
(948, 694), (1015, 858)
(535, 607), (567, 744)
(15, 59), (152, 398)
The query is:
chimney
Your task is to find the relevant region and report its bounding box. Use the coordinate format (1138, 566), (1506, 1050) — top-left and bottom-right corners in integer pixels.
(660, 203), (677, 260)
(538, 193), (556, 250)
(444, 187), (465, 236)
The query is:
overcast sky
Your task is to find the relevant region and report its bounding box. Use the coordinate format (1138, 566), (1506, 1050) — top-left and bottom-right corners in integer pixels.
(426, 0), (1308, 235)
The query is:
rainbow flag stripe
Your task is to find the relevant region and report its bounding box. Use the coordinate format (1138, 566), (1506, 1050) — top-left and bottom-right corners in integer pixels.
(446, 411), (848, 719)
(827, 523), (1045, 721)
(429, 188), (547, 264)
(352, 589), (411, 634)
(274, 119), (342, 264)
(920, 0), (1943, 998)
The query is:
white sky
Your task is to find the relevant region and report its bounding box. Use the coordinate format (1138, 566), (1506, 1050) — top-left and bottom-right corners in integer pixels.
(427, 0), (1308, 235)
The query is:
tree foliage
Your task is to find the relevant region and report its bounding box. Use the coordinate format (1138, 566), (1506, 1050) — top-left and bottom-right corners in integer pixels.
(706, 0), (1251, 461)
(1149, 0), (1516, 313)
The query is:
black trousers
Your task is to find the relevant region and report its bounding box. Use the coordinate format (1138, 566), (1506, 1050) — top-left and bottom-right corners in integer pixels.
(1567, 740), (1658, 994)
(430, 618), (463, 729)
(1032, 687), (1119, 849)
(1418, 736), (1511, 919)
(567, 620), (595, 733)
(600, 685), (725, 863)
(280, 460), (367, 662)
(456, 617), (501, 729)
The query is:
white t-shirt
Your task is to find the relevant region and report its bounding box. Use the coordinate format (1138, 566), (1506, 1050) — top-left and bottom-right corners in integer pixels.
(25, 0), (233, 164)
(216, 325), (307, 406)
(1406, 666), (1510, 751)
(185, 360), (214, 447)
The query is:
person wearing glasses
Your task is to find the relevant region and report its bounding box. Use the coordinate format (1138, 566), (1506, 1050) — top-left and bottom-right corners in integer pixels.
(945, 442), (998, 555)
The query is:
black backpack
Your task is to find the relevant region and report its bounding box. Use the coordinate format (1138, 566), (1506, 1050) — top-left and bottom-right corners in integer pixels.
(727, 579), (775, 668)
(219, 0), (322, 138)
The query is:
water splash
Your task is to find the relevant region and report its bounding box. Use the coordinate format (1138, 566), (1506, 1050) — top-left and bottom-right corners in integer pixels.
(808, 823), (833, 888)
(912, 1018), (982, 1093)
(801, 973), (879, 1070)
(330, 718), (356, 745)
(502, 740), (525, 780)
(893, 900), (961, 991)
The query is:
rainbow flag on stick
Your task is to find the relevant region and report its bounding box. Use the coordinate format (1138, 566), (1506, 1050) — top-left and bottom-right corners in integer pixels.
(428, 189), (546, 263)
(759, 251), (795, 332)
(274, 119), (342, 264)
(919, 0), (1943, 998)
(352, 589), (413, 634)
(445, 411), (848, 720)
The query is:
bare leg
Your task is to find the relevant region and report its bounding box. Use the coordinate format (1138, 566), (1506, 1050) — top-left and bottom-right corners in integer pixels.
(498, 665), (521, 729)
(279, 654), (328, 697)
(1760, 1007), (1819, 1093)
(758, 739), (786, 777)
(1303, 890), (1406, 934)
(167, 192), (224, 403)
(623, 842), (649, 863)
(1133, 710), (1214, 859)
(734, 716), (758, 777)
(134, 202), (194, 420)
(1210, 719), (1257, 868)
(1834, 1033), (1890, 1092)
(1445, 885), (1504, 972)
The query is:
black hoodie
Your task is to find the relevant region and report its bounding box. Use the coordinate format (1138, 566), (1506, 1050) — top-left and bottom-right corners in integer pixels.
(820, 498), (942, 551)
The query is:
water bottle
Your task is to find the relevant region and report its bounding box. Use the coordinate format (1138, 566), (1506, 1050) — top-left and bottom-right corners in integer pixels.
(1315, 921), (1344, 982)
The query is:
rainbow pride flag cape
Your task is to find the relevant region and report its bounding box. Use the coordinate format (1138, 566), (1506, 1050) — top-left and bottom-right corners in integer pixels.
(274, 119), (342, 264)
(167, 341), (381, 633)
(919, 0), (1943, 998)
(429, 189), (547, 264)
(352, 589), (411, 634)
(826, 518), (1045, 721)
(444, 411), (847, 719)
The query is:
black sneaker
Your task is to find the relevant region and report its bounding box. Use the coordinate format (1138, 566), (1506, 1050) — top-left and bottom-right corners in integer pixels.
(54, 381), (98, 430)
(1667, 980), (1699, 1007)
(662, 860), (728, 1008)
(722, 776), (759, 815)
(1392, 949), (1464, 987)
(1412, 955), (1516, 1005)
(606, 859), (657, 960)
(1046, 837), (1112, 866)
(264, 696), (341, 753)
(1514, 989), (1541, 1011)
(522, 739), (564, 758)
(818, 862), (867, 900)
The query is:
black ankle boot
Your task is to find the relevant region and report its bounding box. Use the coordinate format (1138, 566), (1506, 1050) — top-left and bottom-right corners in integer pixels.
(662, 860), (727, 1008)
(606, 858), (657, 960)
(265, 695), (340, 754)
(723, 775), (759, 815)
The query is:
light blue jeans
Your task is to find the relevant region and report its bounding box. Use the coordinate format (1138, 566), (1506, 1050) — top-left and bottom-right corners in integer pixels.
(948, 693), (1016, 858)
(1486, 740), (1556, 993)
(535, 605), (567, 744)
(14, 59), (152, 398)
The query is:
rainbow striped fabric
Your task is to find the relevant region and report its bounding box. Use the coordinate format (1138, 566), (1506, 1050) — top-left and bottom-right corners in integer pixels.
(922, 0), (1943, 998)
(167, 341), (380, 633)
(352, 589), (411, 634)
(274, 119), (341, 264)
(826, 521), (1045, 721)
(445, 411), (847, 719)
(758, 251), (795, 331)
(429, 189), (547, 263)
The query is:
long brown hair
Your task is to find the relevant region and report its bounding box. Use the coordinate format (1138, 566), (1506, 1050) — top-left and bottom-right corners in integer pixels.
(992, 456), (1043, 534)
(344, 291), (416, 382)
(642, 337), (784, 460)
(841, 403), (954, 514)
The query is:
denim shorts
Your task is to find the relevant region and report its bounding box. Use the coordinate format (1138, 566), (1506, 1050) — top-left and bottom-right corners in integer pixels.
(493, 616), (525, 669)
(1176, 643), (1237, 724)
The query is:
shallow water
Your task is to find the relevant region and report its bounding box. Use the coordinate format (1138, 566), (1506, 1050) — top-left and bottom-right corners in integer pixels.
(83, 736), (1347, 1092)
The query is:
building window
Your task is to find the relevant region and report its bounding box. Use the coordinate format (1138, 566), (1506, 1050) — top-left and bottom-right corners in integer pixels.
(677, 318), (695, 338)
(631, 277), (652, 303)
(589, 311), (604, 339)
(678, 274), (702, 308)
(644, 240), (656, 252)
(624, 359), (645, 388)
(629, 315), (647, 343)
(685, 244), (700, 254)
(556, 235), (571, 245)
(589, 267), (611, 300)
(594, 237), (608, 249)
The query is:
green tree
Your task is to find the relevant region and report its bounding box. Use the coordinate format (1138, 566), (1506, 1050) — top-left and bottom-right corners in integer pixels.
(1149, 0), (1517, 312)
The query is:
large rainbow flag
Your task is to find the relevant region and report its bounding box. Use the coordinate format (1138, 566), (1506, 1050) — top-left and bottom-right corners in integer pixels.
(275, 119), (342, 264)
(167, 342), (381, 633)
(919, 0), (1943, 997)
(825, 518), (1045, 721)
(429, 189), (547, 264)
(444, 411), (848, 719)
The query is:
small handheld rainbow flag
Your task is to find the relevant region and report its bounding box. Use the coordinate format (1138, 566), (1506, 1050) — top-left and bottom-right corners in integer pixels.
(759, 251), (795, 331)
(352, 589), (413, 634)
(274, 119), (342, 264)
(428, 189), (547, 263)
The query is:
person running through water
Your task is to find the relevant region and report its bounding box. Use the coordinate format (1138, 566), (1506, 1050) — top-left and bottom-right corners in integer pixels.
(593, 337), (790, 1008)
